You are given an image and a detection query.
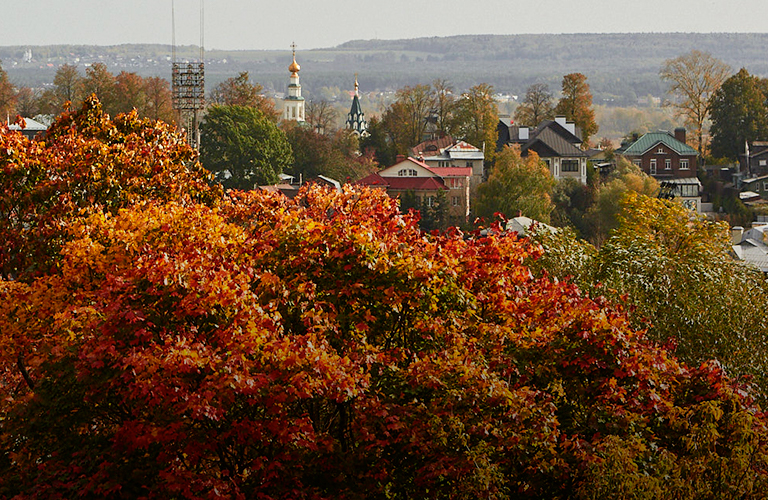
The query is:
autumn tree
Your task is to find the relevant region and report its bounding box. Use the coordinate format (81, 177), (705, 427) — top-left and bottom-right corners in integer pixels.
(582, 157), (659, 246)
(554, 72), (598, 146)
(305, 99), (338, 134)
(359, 115), (397, 166)
(113, 71), (148, 115)
(80, 63), (117, 114)
(595, 192), (768, 390)
(453, 83), (499, 159)
(660, 50), (730, 156)
(142, 76), (175, 123)
(0, 61), (16, 118)
(431, 78), (457, 136)
(200, 104), (293, 189)
(14, 86), (40, 117)
(474, 145), (555, 223)
(514, 82), (555, 127)
(3, 183), (768, 497)
(210, 71), (278, 121)
(708, 68), (768, 160)
(0, 96), (218, 280)
(381, 83), (436, 154)
(284, 124), (376, 182)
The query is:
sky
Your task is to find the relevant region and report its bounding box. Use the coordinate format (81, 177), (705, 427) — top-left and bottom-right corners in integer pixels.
(3, 0), (767, 51)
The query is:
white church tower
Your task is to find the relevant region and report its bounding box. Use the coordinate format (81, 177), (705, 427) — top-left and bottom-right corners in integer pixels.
(283, 42), (305, 122)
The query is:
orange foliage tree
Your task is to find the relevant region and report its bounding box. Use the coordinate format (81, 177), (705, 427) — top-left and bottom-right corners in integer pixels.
(1, 105), (768, 498)
(0, 96), (219, 280)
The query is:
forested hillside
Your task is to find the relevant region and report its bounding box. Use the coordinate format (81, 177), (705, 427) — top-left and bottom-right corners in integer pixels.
(3, 33), (768, 106)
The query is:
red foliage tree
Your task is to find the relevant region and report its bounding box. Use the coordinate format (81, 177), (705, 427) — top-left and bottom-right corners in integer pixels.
(1, 181), (767, 498)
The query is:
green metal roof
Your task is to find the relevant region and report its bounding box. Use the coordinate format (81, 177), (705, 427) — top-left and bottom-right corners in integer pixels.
(622, 132), (698, 156)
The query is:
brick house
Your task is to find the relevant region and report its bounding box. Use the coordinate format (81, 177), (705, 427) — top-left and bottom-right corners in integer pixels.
(617, 128), (698, 179)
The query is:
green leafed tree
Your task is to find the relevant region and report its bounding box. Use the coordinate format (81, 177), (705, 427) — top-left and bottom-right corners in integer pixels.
(595, 192), (768, 389)
(554, 73), (598, 146)
(708, 68), (768, 160)
(200, 104), (293, 189)
(474, 145), (555, 223)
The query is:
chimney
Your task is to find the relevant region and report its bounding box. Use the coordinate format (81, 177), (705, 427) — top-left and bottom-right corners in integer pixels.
(731, 226), (744, 245)
(674, 127), (686, 144)
(555, 116), (566, 126)
(396, 154), (406, 164)
(519, 126), (529, 141)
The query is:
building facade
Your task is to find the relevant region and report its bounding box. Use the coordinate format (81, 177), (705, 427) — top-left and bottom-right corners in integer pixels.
(617, 129), (698, 179)
(355, 157), (471, 223)
(497, 116), (589, 184)
(283, 44), (305, 122)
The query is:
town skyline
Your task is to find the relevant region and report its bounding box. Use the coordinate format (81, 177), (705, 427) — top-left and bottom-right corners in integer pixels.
(2, 0), (767, 51)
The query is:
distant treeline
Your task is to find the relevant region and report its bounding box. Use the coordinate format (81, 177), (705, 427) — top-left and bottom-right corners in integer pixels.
(4, 33), (768, 106)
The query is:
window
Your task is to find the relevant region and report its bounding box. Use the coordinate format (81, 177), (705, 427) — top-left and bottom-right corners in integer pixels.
(680, 159), (689, 170)
(466, 161), (473, 168)
(657, 147), (665, 154)
(562, 159), (579, 172)
(761, 160), (767, 166)
(665, 159), (672, 170)
(439, 161), (449, 167)
(763, 182), (768, 191)
(452, 196), (460, 206)
(650, 159), (657, 174)
(398, 168), (418, 177)
(680, 184), (699, 197)
(426, 196), (434, 207)
(633, 159), (641, 167)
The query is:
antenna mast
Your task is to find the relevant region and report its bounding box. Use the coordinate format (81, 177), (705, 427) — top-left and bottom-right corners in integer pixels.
(171, 0), (205, 150)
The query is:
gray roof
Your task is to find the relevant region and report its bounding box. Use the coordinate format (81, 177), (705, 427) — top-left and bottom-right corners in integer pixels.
(526, 127), (587, 158)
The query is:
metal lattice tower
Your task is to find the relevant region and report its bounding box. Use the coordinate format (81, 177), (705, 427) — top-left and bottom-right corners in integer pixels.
(171, 0), (205, 149)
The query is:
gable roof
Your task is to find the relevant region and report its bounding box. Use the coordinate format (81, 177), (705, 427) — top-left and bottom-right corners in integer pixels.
(535, 119), (582, 144)
(524, 127), (587, 158)
(355, 172), (448, 191)
(426, 166), (472, 177)
(621, 131), (698, 156)
(411, 135), (455, 157)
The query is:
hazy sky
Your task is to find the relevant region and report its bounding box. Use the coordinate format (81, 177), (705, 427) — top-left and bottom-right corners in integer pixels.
(3, 0), (767, 51)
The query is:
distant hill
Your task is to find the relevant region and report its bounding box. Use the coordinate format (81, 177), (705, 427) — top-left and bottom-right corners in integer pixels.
(4, 33), (768, 107)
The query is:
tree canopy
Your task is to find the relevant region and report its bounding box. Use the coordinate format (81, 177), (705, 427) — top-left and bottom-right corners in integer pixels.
(554, 73), (598, 146)
(660, 50), (730, 156)
(514, 83), (555, 127)
(475, 145), (556, 223)
(709, 68), (768, 160)
(209, 71), (278, 121)
(0, 96), (217, 280)
(3, 100), (768, 498)
(199, 104), (293, 189)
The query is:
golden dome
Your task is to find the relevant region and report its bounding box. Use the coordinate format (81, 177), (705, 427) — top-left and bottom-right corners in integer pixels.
(289, 54), (300, 74)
